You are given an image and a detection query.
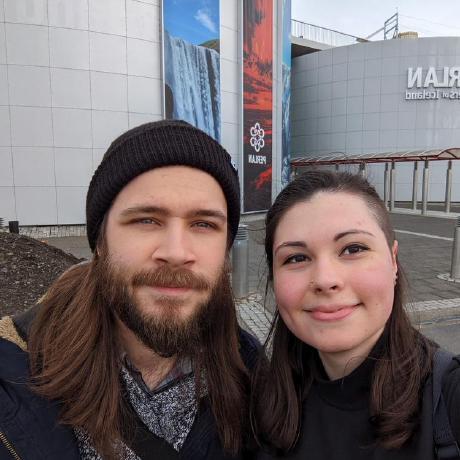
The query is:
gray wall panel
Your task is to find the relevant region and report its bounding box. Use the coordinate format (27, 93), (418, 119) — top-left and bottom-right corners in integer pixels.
(291, 37), (460, 200)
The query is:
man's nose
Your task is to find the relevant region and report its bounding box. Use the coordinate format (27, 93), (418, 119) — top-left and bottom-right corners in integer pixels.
(152, 225), (195, 267)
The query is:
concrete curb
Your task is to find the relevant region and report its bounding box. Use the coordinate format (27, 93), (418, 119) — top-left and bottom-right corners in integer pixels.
(407, 301), (460, 324)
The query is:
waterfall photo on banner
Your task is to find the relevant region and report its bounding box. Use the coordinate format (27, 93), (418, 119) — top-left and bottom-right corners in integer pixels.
(163, 0), (221, 141)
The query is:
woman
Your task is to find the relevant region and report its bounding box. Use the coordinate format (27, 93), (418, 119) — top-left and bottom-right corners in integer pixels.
(252, 170), (460, 459)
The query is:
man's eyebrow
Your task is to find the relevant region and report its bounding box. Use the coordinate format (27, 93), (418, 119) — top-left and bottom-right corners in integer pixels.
(119, 206), (169, 218)
(274, 241), (307, 255)
(186, 209), (227, 222)
(118, 206), (227, 222)
(334, 229), (375, 241)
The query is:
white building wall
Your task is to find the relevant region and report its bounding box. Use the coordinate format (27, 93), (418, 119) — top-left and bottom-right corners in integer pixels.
(0, 0), (282, 225)
(0, 0), (163, 225)
(220, 0), (241, 172)
(291, 37), (460, 201)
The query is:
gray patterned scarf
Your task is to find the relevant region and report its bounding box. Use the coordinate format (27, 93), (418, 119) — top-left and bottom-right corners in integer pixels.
(75, 361), (200, 459)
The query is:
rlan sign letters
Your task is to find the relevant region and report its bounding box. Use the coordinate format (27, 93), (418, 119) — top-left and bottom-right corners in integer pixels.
(406, 67), (460, 100)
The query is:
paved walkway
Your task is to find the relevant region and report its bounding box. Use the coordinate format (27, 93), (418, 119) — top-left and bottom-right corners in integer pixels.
(11, 211), (460, 352)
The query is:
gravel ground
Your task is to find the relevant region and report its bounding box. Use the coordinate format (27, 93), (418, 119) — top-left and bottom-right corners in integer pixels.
(0, 232), (80, 316)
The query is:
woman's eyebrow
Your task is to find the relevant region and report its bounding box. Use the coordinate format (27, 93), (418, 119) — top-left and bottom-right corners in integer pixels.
(274, 241), (307, 255)
(334, 229), (375, 241)
(274, 230), (375, 254)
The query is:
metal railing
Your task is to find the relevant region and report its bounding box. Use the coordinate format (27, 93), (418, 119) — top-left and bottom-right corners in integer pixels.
(291, 19), (365, 47)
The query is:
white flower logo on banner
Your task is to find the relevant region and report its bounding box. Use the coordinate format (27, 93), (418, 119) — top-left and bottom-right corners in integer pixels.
(249, 122), (265, 153)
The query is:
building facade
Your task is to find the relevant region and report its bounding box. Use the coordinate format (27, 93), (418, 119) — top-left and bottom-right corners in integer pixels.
(0, 0), (285, 225)
(291, 37), (460, 200)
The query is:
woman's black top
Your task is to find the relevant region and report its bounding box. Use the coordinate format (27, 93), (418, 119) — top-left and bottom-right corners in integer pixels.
(258, 339), (460, 460)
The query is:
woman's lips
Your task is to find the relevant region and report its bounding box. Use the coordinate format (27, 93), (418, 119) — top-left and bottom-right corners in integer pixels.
(307, 304), (359, 322)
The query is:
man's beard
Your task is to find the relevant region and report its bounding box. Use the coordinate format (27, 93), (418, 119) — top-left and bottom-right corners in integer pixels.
(97, 253), (231, 358)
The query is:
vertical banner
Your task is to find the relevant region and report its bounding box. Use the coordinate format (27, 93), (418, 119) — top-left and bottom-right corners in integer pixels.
(243, 0), (273, 212)
(281, 0), (292, 187)
(163, 0), (221, 141)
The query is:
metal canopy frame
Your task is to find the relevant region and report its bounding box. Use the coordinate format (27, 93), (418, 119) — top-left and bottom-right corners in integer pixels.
(290, 148), (460, 216)
(290, 148), (460, 168)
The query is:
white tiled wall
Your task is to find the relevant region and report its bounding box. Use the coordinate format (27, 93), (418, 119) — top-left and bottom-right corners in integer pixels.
(5, 0), (48, 26)
(48, 0), (88, 29)
(6, 23), (49, 66)
(220, 0), (240, 174)
(49, 28), (89, 69)
(90, 72), (128, 111)
(52, 108), (92, 148)
(12, 147), (55, 186)
(10, 106), (53, 147)
(291, 37), (460, 200)
(127, 39), (161, 78)
(8, 65), (51, 106)
(0, 24), (6, 63)
(56, 186), (87, 224)
(15, 186), (58, 224)
(89, 32), (127, 74)
(128, 75), (161, 114)
(0, 0), (282, 224)
(51, 68), (91, 109)
(54, 148), (92, 186)
(126, 0), (159, 42)
(91, 110), (129, 150)
(89, 0), (125, 36)
(0, 147), (13, 186)
(0, 106), (11, 145)
(0, 0), (163, 224)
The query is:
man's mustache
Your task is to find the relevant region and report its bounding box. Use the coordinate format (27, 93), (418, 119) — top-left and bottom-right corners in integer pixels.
(131, 265), (211, 291)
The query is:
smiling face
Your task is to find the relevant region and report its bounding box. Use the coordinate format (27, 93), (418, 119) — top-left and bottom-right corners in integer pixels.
(272, 191), (398, 368)
(102, 165), (229, 355)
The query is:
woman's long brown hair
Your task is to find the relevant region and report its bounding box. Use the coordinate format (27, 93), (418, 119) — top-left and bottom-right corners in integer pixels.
(28, 231), (249, 458)
(251, 170), (437, 454)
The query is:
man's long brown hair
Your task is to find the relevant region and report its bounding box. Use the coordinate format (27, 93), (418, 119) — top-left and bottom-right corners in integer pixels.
(28, 230), (250, 458)
(251, 170), (437, 454)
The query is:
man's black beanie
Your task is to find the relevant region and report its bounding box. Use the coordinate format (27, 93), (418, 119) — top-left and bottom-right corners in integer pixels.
(86, 120), (240, 252)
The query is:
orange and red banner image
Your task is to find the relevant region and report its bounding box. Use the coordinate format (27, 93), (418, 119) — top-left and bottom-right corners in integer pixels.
(243, 0), (273, 212)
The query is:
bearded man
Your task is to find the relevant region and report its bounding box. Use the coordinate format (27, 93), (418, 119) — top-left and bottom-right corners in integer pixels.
(0, 121), (258, 460)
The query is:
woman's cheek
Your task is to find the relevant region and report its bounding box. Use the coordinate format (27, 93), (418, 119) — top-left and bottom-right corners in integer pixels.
(273, 271), (305, 312)
(356, 266), (395, 313)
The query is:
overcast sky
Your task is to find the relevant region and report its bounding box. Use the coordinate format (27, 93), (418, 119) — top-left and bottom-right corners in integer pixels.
(292, 0), (460, 40)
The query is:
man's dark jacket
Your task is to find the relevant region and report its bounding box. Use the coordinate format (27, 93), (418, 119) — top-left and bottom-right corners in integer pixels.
(0, 309), (259, 460)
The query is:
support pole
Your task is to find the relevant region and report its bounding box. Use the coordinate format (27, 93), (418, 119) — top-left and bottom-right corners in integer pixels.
(422, 160), (430, 216)
(445, 160), (453, 214)
(384, 163), (390, 209)
(412, 161), (419, 211)
(359, 163), (367, 177)
(390, 162), (396, 211)
(232, 225), (249, 298)
(450, 217), (460, 280)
